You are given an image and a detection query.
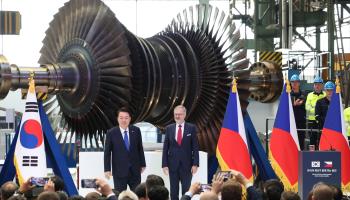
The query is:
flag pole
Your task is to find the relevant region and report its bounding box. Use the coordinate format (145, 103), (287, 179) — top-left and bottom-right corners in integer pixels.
(232, 77), (237, 93)
(335, 77), (341, 93)
(285, 78), (291, 93)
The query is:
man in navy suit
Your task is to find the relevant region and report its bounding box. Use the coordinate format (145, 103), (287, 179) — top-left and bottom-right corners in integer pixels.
(104, 107), (146, 192)
(162, 105), (199, 200)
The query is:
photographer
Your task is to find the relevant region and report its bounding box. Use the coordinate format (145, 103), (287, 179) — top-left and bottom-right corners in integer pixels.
(94, 179), (117, 200)
(229, 170), (262, 200)
(181, 170), (262, 200)
(180, 182), (201, 200)
(1, 182), (18, 200)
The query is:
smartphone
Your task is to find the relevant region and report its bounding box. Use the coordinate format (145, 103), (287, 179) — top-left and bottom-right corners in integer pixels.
(200, 184), (211, 192)
(217, 171), (232, 181)
(30, 177), (49, 187)
(81, 179), (97, 188)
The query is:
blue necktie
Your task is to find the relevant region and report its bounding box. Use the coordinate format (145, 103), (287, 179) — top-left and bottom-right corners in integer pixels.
(123, 130), (129, 151)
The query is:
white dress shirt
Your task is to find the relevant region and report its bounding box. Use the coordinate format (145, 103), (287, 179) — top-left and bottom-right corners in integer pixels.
(119, 127), (129, 141)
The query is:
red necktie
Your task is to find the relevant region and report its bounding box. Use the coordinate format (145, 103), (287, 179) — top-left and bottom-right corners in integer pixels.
(177, 125), (182, 145)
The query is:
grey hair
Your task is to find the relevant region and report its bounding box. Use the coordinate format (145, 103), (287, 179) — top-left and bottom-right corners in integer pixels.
(174, 105), (186, 114)
(118, 190), (139, 200)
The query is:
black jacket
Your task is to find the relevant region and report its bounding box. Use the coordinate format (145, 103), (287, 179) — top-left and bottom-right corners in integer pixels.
(315, 97), (330, 130)
(107, 195), (117, 200)
(290, 90), (307, 129)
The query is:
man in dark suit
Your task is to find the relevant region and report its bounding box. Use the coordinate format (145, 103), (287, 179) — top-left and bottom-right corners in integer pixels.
(104, 107), (146, 192)
(162, 105), (199, 200)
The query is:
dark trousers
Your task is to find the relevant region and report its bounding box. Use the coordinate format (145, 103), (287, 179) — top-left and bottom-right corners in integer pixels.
(296, 121), (306, 150)
(113, 168), (141, 193)
(308, 121), (320, 150)
(169, 164), (192, 200)
(297, 131), (305, 150)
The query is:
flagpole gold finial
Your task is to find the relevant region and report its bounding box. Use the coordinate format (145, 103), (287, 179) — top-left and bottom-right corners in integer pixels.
(28, 71), (35, 93)
(335, 77), (341, 93)
(232, 78), (237, 93)
(285, 78), (291, 93)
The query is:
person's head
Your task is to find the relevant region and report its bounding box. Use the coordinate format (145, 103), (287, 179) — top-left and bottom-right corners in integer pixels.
(85, 191), (101, 200)
(263, 179), (284, 200)
(281, 191), (301, 200)
(313, 76), (324, 93)
(312, 183), (334, 200)
(57, 191), (68, 200)
(1, 181), (18, 200)
(174, 105), (186, 124)
(324, 81), (335, 100)
(50, 176), (65, 191)
(134, 183), (147, 200)
(117, 107), (131, 129)
(199, 191), (219, 200)
(38, 191), (60, 200)
(145, 174), (164, 197)
(290, 74), (301, 92)
(147, 185), (169, 200)
(221, 180), (242, 200)
(118, 190), (139, 200)
(329, 184), (342, 200)
(146, 175), (165, 191)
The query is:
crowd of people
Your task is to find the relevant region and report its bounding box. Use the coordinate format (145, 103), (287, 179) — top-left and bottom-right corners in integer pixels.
(289, 74), (350, 150)
(0, 170), (347, 200)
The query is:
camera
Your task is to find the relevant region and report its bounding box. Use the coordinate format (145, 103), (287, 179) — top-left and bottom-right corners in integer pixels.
(200, 184), (211, 192)
(217, 171), (232, 181)
(81, 179), (97, 188)
(30, 177), (49, 187)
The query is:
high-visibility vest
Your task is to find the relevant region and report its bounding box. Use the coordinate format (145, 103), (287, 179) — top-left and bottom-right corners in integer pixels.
(305, 91), (326, 121)
(344, 107), (350, 137)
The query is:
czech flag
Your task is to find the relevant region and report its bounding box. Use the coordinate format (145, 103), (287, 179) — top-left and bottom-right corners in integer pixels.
(269, 81), (300, 192)
(319, 80), (350, 192)
(13, 76), (47, 185)
(216, 79), (253, 181)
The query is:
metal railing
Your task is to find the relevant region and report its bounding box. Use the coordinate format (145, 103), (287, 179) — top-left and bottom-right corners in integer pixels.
(264, 117), (328, 157)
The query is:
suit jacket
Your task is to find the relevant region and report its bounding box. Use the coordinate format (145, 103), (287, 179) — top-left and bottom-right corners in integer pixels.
(315, 97), (330, 129)
(162, 122), (199, 171)
(247, 186), (263, 200)
(104, 125), (146, 178)
(180, 194), (191, 200)
(107, 195), (117, 200)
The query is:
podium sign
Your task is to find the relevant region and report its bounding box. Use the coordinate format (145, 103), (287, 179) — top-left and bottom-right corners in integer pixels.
(298, 151), (341, 200)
